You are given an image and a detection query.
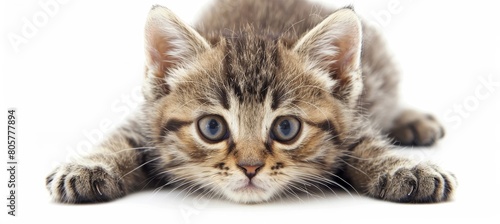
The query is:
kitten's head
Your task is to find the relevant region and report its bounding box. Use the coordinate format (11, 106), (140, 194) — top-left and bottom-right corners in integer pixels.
(142, 6), (362, 203)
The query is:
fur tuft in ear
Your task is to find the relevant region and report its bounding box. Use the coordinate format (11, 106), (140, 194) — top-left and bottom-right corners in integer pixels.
(143, 5), (210, 100)
(294, 8), (363, 108)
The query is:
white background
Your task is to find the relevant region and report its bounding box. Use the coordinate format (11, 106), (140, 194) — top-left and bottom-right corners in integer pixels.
(1, 0), (500, 223)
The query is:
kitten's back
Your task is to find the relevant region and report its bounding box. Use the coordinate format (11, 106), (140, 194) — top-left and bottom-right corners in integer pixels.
(196, 0), (332, 39)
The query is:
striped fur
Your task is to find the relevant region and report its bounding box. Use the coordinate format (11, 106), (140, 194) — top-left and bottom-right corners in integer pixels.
(47, 0), (455, 204)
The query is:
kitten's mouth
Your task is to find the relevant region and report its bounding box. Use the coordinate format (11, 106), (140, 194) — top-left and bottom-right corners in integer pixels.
(224, 180), (274, 203)
(233, 182), (265, 193)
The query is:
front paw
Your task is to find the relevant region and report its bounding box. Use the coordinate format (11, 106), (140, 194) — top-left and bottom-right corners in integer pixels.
(389, 110), (445, 146)
(371, 163), (457, 203)
(46, 162), (125, 203)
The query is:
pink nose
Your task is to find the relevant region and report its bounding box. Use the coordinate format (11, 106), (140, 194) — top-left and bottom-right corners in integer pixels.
(237, 163), (264, 179)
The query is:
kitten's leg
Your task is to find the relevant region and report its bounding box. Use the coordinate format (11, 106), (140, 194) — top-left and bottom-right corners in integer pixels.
(387, 109), (445, 146)
(46, 120), (149, 203)
(359, 23), (444, 147)
(343, 137), (456, 203)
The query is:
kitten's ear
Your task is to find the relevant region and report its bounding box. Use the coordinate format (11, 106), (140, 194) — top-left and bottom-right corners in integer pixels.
(143, 5), (210, 100)
(294, 8), (362, 108)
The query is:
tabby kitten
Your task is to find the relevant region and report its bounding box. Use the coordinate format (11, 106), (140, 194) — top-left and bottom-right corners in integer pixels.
(46, 0), (456, 203)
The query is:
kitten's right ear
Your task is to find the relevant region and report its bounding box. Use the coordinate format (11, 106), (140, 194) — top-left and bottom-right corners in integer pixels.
(143, 5), (210, 101)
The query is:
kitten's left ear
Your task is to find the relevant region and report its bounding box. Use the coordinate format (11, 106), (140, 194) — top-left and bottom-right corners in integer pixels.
(143, 5), (211, 101)
(294, 8), (362, 108)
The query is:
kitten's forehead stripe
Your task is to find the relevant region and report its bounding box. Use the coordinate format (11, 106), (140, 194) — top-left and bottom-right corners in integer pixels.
(161, 119), (193, 137)
(217, 88), (230, 109)
(222, 32), (280, 104)
(196, 97), (215, 107)
(271, 87), (285, 110)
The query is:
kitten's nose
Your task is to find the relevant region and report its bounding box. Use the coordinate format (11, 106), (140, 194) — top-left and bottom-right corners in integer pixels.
(237, 163), (264, 179)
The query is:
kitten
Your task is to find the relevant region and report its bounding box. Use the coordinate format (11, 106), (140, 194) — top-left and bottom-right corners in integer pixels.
(46, 0), (456, 203)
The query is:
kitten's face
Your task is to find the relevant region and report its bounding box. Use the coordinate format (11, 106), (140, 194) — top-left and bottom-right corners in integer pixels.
(143, 7), (362, 203)
(147, 38), (350, 203)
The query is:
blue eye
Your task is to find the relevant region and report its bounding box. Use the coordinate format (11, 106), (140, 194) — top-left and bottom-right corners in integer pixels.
(271, 116), (301, 143)
(198, 115), (228, 142)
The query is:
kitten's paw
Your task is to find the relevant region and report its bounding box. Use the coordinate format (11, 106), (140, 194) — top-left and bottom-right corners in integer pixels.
(372, 163), (456, 203)
(389, 110), (444, 146)
(46, 162), (125, 203)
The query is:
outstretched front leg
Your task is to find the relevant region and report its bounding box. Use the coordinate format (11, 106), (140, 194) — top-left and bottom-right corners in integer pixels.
(46, 120), (149, 203)
(343, 136), (456, 203)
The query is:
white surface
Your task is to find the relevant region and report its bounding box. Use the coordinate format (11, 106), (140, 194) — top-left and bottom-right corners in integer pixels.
(1, 0), (500, 223)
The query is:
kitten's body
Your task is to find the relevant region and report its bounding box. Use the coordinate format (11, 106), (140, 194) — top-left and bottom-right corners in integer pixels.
(47, 0), (455, 203)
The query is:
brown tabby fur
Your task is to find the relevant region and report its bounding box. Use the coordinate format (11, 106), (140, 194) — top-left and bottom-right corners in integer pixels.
(46, 0), (455, 204)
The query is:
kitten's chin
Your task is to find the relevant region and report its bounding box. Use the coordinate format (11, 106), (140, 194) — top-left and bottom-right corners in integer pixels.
(223, 184), (276, 203)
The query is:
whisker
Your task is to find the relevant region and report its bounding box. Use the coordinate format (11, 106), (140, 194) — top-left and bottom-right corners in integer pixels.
(103, 146), (155, 155)
(294, 174), (339, 198)
(289, 182), (324, 199)
(337, 157), (369, 178)
(319, 170), (361, 196)
(291, 163), (361, 196)
(119, 157), (161, 180)
(283, 185), (303, 202)
(182, 181), (216, 201)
